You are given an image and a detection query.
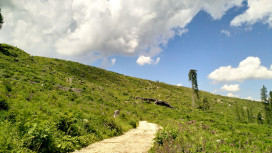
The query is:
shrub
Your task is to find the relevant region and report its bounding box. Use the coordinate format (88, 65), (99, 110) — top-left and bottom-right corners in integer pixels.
(257, 112), (263, 124)
(0, 46), (18, 57)
(57, 113), (76, 134)
(3, 81), (12, 92)
(23, 122), (54, 153)
(104, 119), (122, 136)
(0, 98), (9, 111)
(129, 120), (137, 128)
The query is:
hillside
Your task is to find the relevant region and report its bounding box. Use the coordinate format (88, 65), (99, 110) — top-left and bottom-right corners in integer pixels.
(0, 44), (271, 152)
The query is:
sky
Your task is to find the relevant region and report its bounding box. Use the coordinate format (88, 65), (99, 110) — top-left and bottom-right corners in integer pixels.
(0, 0), (272, 101)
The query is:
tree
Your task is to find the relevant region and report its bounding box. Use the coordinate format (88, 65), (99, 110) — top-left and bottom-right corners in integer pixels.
(0, 8), (3, 30)
(188, 69), (199, 108)
(261, 85), (272, 124)
(265, 91), (272, 124)
(261, 85), (267, 102)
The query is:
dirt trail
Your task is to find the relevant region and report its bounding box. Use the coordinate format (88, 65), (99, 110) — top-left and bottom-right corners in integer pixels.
(73, 121), (160, 153)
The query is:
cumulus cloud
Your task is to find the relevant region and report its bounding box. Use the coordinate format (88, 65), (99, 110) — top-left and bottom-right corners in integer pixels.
(136, 56), (160, 66)
(231, 0), (272, 27)
(111, 58), (116, 65)
(0, 0), (244, 65)
(208, 57), (272, 82)
(227, 93), (239, 97)
(246, 96), (253, 100)
(221, 84), (240, 92)
(136, 56), (153, 65)
(220, 29), (231, 37)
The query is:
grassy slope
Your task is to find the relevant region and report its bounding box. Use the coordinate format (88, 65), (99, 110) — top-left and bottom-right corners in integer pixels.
(0, 44), (271, 152)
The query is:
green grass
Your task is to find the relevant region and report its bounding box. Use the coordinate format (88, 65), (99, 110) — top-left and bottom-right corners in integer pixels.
(0, 44), (271, 152)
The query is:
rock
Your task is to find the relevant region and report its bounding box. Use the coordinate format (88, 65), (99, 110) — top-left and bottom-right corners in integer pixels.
(135, 97), (173, 108)
(154, 100), (173, 108)
(114, 110), (119, 118)
(67, 77), (73, 84)
(83, 119), (89, 123)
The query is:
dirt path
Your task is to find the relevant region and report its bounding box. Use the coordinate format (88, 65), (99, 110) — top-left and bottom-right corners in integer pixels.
(73, 121), (160, 153)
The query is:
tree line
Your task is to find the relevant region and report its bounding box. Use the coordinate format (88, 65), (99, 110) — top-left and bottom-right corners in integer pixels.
(260, 85), (272, 124)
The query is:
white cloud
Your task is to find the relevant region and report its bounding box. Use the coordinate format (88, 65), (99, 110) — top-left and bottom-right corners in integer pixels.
(111, 58), (116, 65)
(155, 57), (160, 65)
(0, 0), (243, 64)
(136, 56), (160, 66)
(220, 29), (231, 37)
(246, 96), (253, 100)
(208, 57), (272, 82)
(227, 93), (239, 97)
(231, 0), (272, 27)
(136, 56), (153, 66)
(221, 84), (240, 92)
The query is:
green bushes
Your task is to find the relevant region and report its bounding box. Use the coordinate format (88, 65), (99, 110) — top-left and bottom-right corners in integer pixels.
(129, 120), (137, 128)
(154, 126), (178, 145)
(0, 45), (18, 57)
(22, 122), (54, 153)
(152, 121), (272, 152)
(3, 80), (12, 92)
(57, 112), (77, 135)
(0, 98), (9, 111)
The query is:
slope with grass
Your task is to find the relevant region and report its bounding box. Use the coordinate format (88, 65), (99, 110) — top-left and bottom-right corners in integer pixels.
(0, 44), (271, 152)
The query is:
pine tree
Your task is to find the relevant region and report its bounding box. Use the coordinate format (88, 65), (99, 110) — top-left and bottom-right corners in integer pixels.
(261, 85), (267, 102)
(188, 69), (199, 108)
(261, 85), (272, 124)
(266, 91), (272, 124)
(0, 8), (3, 30)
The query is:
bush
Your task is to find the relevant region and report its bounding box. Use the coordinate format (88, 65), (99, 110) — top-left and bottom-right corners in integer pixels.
(104, 119), (123, 136)
(57, 112), (76, 134)
(154, 126), (178, 145)
(0, 45), (18, 57)
(3, 81), (12, 92)
(0, 98), (9, 111)
(257, 112), (263, 124)
(23, 122), (54, 153)
(129, 120), (137, 128)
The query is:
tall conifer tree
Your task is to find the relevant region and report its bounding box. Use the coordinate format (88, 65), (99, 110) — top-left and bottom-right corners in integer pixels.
(0, 9), (3, 30)
(188, 69), (199, 107)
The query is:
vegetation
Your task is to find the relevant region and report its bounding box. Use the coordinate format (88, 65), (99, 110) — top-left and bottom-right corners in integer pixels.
(0, 8), (3, 29)
(0, 44), (271, 152)
(261, 85), (268, 102)
(188, 69), (199, 108)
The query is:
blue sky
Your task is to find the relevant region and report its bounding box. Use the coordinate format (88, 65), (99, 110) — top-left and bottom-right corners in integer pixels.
(107, 4), (272, 100)
(0, 0), (272, 100)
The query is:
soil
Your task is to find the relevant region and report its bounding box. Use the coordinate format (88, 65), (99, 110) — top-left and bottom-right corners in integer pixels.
(73, 121), (160, 153)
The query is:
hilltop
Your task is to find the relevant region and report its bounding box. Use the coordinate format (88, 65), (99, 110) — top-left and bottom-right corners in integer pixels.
(0, 44), (271, 152)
